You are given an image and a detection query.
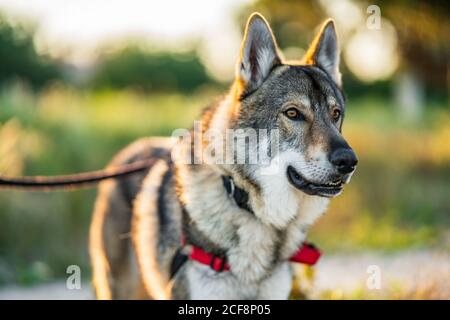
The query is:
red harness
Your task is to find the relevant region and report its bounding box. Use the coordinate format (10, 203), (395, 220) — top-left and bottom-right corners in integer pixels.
(178, 176), (321, 274)
(189, 241), (321, 272)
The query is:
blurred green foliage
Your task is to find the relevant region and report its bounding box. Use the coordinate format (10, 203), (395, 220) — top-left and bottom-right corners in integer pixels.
(92, 47), (214, 92)
(0, 13), (216, 93)
(0, 14), (61, 89)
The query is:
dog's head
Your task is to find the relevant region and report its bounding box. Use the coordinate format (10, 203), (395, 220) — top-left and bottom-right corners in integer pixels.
(228, 13), (358, 199)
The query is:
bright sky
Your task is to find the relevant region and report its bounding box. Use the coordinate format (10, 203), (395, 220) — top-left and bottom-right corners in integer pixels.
(0, 0), (252, 80)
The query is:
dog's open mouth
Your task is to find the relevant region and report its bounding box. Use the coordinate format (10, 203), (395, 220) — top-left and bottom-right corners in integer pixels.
(287, 166), (343, 198)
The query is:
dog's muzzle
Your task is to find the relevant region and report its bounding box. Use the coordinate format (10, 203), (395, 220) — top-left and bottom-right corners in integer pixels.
(287, 165), (346, 198)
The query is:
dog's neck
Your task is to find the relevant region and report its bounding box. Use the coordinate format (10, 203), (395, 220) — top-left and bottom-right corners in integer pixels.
(175, 159), (328, 283)
(173, 93), (330, 283)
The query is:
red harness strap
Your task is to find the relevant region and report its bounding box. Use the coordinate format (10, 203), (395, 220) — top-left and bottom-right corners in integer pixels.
(189, 241), (321, 272)
(181, 176), (322, 273)
(289, 242), (321, 265)
(190, 245), (231, 272)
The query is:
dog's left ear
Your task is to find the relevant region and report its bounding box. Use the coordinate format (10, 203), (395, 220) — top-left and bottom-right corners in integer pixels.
(304, 19), (341, 87)
(236, 13), (282, 97)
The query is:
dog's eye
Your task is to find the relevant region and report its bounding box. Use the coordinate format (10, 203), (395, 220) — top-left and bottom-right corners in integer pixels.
(332, 108), (341, 122)
(284, 108), (305, 121)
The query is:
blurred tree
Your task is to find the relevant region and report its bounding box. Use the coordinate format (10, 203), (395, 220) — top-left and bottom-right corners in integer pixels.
(373, 0), (449, 94)
(237, 0), (325, 53)
(0, 14), (61, 89)
(243, 0), (449, 98)
(92, 46), (214, 92)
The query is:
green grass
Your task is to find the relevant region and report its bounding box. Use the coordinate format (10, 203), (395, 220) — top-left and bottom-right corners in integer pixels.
(0, 85), (448, 285)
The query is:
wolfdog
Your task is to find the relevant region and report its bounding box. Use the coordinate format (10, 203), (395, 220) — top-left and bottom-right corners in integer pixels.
(89, 12), (358, 299)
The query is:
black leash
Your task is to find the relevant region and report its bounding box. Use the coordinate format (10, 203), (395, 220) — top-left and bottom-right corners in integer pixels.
(0, 158), (158, 191)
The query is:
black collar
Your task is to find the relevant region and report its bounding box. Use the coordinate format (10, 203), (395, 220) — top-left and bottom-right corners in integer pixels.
(221, 176), (253, 214)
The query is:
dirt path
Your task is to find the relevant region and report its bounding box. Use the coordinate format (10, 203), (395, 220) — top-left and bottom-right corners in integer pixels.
(309, 249), (449, 299)
(1, 250), (448, 299)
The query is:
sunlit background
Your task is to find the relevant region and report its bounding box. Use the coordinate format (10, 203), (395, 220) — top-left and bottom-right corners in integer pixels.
(0, 0), (448, 299)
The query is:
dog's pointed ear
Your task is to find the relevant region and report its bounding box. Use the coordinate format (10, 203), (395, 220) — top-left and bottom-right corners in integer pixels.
(235, 13), (281, 96)
(304, 19), (341, 87)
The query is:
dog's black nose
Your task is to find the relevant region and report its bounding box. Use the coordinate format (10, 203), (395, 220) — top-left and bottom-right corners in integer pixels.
(329, 148), (358, 174)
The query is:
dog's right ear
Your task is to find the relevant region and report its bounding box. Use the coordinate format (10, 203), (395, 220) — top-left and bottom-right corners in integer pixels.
(235, 13), (281, 97)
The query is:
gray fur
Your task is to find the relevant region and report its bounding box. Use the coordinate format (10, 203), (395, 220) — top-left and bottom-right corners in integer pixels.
(89, 13), (357, 300)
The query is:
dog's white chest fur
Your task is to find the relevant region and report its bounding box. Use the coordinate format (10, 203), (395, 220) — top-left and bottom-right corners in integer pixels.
(187, 261), (292, 299)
